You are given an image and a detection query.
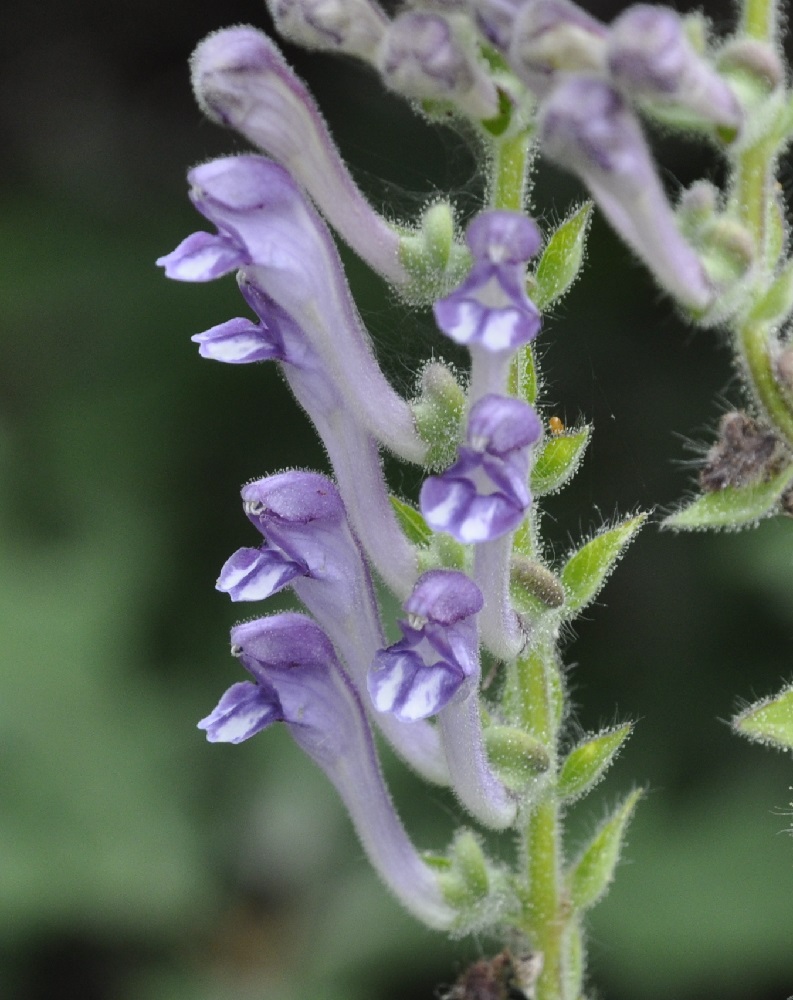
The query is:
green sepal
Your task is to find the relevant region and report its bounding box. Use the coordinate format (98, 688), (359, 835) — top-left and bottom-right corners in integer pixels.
(663, 464), (793, 530)
(435, 830), (490, 907)
(413, 361), (466, 470)
(399, 203), (471, 304)
(566, 788), (643, 912)
(484, 725), (551, 791)
(560, 514), (647, 617)
(389, 496), (433, 547)
(557, 723), (633, 802)
(531, 426), (590, 495)
(532, 203), (593, 311)
(748, 258), (793, 326)
(733, 682), (793, 752)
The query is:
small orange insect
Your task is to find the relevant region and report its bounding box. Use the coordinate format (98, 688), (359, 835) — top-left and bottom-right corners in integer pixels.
(548, 415), (565, 435)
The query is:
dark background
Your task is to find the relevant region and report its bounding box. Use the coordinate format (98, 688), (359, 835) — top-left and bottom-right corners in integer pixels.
(1, 1), (792, 998)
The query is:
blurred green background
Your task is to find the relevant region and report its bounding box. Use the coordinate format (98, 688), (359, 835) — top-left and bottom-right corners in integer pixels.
(1, 1), (792, 998)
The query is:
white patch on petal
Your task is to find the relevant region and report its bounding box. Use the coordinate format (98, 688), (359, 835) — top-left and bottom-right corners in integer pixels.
(399, 669), (444, 721)
(371, 659), (409, 712)
(482, 310), (518, 350)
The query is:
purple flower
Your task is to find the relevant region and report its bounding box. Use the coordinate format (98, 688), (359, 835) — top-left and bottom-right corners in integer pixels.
(606, 5), (741, 129)
(369, 571), (517, 828)
(434, 211), (542, 353)
(473, 0), (525, 51)
(377, 11), (499, 120)
(157, 155), (426, 463)
(420, 394), (542, 543)
(218, 471), (448, 783)
(200, 613), (455, 928)
(538, 77), (713, 311)
(368, 569), (483, 722)
(190, 28), (407, 284)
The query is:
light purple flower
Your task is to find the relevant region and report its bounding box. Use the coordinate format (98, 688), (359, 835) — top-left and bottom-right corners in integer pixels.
(200, 614), (455, 928)
(420, 394), (542, 543)
(538, 77), (713, 311)
(606, 5), (741, 129)
(434, 210), (542, 353)
(157, 155), (426, 463)
(218, 471), (448, 783)
(369, 571), (517, 828)
(377, 11), (499, 120)
(369, 569), (483, 722)
(473, 0), (525, 51)
(190, 28), (407, 284)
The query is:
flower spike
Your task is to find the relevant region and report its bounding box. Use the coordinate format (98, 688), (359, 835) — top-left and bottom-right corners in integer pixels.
(200, 614), (455, 928)
(190, 28), (407, 284)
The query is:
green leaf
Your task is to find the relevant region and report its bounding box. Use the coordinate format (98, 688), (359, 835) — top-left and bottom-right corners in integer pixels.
(389, 496), (433, 547)
(532, 203), (593, 311)
(733, 682), (793, 752)
(509, 342), (538, 405)
(567, 789), (643, 912)
(663, 464), (793, 530)
(561, 514), (647, 617)
(485, 725), (551, 790)
(531, 426), (590, 495)
(557, 724), (633, 802)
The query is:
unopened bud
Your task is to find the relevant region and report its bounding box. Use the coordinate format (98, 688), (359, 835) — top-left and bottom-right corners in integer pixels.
(377, 12), (499, 119)
(266, 0), (387, 59)
(508, 0), (607, 95)
(718, 38), (784, 93)
(607, 5), (741, 130)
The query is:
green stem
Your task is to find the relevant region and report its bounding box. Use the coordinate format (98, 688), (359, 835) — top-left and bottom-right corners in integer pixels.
(731, 0), (793, 445)
(741, 0), (776, 41)
(490, 129), (531, 212)
(525, 796), (565, 1000)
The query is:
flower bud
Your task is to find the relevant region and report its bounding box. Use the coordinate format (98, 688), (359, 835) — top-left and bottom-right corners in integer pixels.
(607, 5), (741, 130)
(377, 12), (499, 120)
(508, 0), (607, 96)
(265, 0), (387, 59)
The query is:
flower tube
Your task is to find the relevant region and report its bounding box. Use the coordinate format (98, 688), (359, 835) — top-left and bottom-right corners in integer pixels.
(538, 77), (713, 311)
(190, 28), (408, 284)
(157, 155), (426, 463)
(199, 613), (455, 928)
